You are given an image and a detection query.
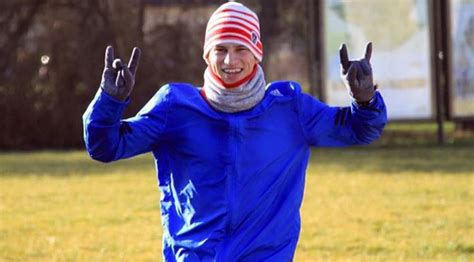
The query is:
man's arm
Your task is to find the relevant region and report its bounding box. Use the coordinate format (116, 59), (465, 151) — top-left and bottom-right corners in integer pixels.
(298, 91), (387, 147)
(298, 43), (387, 146)
(82, 46), (169, 162)
(82, 87), (170, 162)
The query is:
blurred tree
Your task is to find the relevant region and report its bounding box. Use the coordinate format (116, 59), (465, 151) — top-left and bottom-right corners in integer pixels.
(1, 0), (49, 149)
(0, 0), (207, 149)
(0, 0), (144, 149)
(259, 0), (310, 87)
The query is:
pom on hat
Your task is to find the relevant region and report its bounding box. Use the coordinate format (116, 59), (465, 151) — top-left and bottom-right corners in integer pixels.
(203, 2), (263, 62)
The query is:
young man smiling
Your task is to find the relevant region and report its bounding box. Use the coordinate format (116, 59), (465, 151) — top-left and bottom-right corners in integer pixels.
(207, 44), (257, 84)
(83, 2), (387, 261)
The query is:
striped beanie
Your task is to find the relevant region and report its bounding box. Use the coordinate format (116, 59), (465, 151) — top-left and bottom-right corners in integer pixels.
(203, 2), (263, 62)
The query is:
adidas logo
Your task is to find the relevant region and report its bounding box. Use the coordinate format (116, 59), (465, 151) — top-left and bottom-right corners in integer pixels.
(270, 89), (283, 96)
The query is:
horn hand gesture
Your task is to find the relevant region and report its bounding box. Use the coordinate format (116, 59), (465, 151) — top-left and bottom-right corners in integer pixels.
(339, 42), (376, 104)
(100, 46), (141, 101)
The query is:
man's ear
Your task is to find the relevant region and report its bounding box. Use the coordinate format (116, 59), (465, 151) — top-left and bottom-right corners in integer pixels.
(253, 56), (259, 66)
(204, 55), (210, 65)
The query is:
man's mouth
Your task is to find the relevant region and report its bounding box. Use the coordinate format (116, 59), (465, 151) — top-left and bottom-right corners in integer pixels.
(222, 68), (243, 74)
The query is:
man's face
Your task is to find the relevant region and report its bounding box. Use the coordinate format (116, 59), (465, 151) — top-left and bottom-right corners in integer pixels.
(206, 43), (258, 85)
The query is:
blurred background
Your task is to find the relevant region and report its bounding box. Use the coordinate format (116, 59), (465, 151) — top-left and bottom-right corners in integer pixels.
(1, 0), (473, 150)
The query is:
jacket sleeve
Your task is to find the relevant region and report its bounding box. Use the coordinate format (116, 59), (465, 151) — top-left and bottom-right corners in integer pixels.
(82, 85), (171, 162)
(297, 90), (387, 147)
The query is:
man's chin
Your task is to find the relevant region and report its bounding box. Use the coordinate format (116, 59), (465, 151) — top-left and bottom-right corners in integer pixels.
(222, 75), (243, 84)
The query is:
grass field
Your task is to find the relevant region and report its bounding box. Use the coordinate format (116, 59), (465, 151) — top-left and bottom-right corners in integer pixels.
(1, 124), (473, 261)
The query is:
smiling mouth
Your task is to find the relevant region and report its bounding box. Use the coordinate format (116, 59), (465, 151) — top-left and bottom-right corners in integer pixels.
(222, 68), (243, 74)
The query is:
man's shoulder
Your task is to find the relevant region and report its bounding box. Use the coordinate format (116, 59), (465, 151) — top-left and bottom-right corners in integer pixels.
(143, 82), (199, 108)
(153, 82), (201, 100)
(265, 81), (302, 98)
(158, 82), (198, 94)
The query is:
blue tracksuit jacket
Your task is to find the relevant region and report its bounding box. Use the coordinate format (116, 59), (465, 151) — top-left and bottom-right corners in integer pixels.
(83, 81), (387, 261)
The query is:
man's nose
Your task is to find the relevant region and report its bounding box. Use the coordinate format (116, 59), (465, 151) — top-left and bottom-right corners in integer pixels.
(224, 51), (235, 65)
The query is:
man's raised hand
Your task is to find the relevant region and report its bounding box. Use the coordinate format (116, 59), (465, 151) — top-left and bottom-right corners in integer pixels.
(100, 46), (141, 101)
(339, 42), (376, 103)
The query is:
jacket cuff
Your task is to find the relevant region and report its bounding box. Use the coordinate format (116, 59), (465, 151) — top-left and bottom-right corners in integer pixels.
(90, 88), (130, 124)
(351, 91), (384, 112)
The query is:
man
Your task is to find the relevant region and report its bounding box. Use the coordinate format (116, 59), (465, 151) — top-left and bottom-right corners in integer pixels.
(83, 2), (387, 261)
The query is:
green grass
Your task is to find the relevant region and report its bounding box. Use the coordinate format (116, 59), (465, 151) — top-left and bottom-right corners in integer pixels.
(0, 153), (161, 261)
(299, 147), (473, 261)
(374, 121), (474, 147)
(1, 124), (473, 261)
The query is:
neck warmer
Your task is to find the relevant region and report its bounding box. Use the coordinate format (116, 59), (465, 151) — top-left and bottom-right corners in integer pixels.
(202, 65), (266, 113)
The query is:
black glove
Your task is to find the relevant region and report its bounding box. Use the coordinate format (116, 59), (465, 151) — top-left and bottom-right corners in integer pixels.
(100, 46), (141, 101)
(339, 42), (376, 103)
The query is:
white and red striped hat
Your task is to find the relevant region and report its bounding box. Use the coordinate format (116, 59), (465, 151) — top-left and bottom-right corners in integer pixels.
(203, 2), (263, 62)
